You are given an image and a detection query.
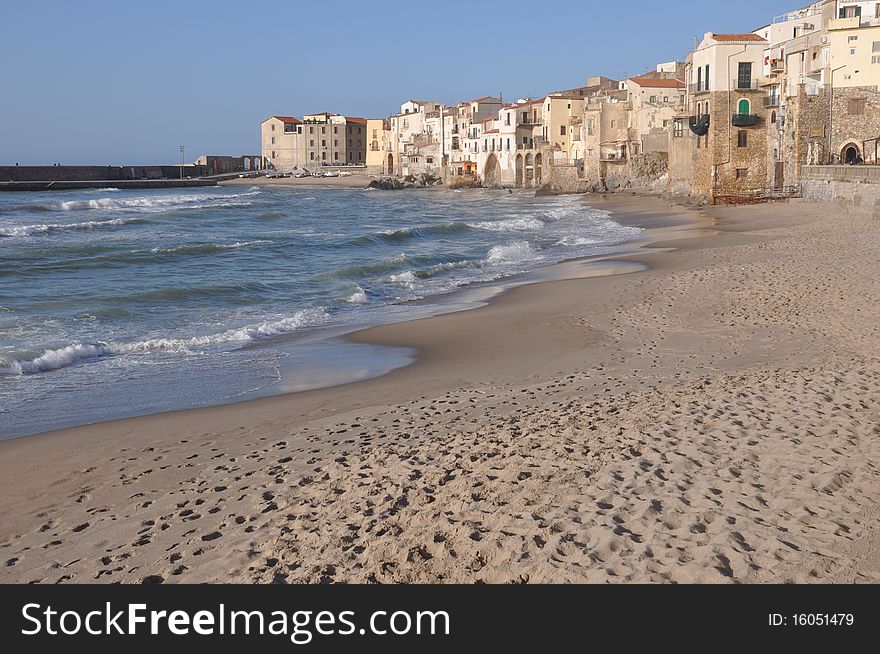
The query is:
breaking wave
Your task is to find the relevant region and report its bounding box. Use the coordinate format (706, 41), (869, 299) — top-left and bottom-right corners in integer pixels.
(0, 307), (329, 375)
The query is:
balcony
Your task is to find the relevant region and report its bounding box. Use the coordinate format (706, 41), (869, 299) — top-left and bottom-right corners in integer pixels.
(731, 113), (760, 127)
(689, 114), (710, 136)
(734, 79), (759, 90)
(763, 95), (780, 108)
(688, 83), (709, 95)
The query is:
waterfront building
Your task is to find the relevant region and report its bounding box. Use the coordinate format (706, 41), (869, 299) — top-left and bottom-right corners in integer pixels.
(260, 113), (368, 170)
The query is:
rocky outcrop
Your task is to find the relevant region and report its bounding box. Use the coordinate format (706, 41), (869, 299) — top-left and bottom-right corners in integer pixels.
(368, 173), (442, 190)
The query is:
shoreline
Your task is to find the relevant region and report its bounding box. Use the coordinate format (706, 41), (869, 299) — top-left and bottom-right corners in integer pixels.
(2, 193), (878, 584)
(0, 191), (694, 442)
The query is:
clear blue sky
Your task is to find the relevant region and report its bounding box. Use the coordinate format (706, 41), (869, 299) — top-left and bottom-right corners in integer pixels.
(1, 0), (801, 165)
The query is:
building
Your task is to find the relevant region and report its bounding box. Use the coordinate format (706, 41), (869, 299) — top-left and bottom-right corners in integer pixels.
(260, 113), (368, 170)
(677, 32), (770, 197)
(366, 118), (391, 174)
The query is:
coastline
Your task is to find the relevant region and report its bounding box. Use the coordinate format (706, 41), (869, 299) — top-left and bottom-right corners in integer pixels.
(2, 193), (879, 584)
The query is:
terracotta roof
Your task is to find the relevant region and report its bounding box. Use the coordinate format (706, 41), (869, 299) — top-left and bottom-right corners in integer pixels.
(470, 96), (502, 104)
(265, 116), (301, 124)
(629, 76), (685, 89)
(345, 116), (367, 125)
(711, 33), (766, 42)
(483, 129), (500, 134)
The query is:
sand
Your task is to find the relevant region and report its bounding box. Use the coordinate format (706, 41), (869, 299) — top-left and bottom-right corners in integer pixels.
(220, 174), (373, 189)
(1, 194), (879, 584)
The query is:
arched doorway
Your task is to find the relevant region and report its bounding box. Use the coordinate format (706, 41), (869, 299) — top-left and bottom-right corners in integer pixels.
(842, 143), (861, 164)
(387, 153), (394, 175)
(515, 154), (523, 188)
(483, 153), (501, 187)
(535, 153), (543, 186)
(524, 153), (534, 188)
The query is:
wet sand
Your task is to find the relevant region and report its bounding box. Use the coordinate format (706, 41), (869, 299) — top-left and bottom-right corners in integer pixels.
(1, 194), (878, 584)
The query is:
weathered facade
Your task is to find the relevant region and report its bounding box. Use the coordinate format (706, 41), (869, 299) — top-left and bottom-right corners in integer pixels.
(260, 114), (368, 170)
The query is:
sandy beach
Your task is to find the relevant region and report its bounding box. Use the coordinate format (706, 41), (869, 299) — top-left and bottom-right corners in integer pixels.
(220, 174), (374, 189)
(1, 193), (878, 584)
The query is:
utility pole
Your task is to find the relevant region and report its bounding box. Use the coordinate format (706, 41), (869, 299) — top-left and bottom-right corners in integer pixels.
(179, 145), (185, 179)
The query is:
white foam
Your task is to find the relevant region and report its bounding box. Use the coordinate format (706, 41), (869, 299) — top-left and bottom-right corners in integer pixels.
(486, 241), (539, 265)
(0, 307), (329, 376)
(0, 217), (133, 237)
(468, 217), (545, 232)
(344, 286), (369, 304)
(389, 271), (418, 289)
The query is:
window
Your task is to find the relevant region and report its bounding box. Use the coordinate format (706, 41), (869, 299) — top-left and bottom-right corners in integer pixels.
(673, 119), (684, 138)
(284, 123), (296, 133)
(560, 126), (567, 136)
(874, 41), (880, 52)
(309, 140), (314, 147)
(321, 139), (326, 147)
(735, 168), (748, 180)
(737, 131), (748, 148)
(849, 98), (867, 115)
(271, 137), (275, 144)
(321, 127), (326, 134)
(271, 124), (275, 132)
(737, 62), (752, 89)
(587, 119), (594, 136)
(662, 119), (670, 127)
(334, 140), (338, 147)
(506, 138), (510, 150)
(272, 151), (276, 158)
(849, 35), (859, 42)
(650, 95), (657, 103)
(297, 126), (302, 134)
(664, 96), (669, 103)
(310, 152), (315, 160)
(309, 126), (314, 134)
(334, 127), (338, 134)
(873, 55), (880, 64)
(610, 120), (616, 128)
(851, 48), (857, 55)
(426, 157), (434, 164)
(333, 152), (338, 160)
(321, 152), (326, 160)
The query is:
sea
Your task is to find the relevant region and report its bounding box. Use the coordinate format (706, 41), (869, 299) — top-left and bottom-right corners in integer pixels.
(0, 185), (643, 439)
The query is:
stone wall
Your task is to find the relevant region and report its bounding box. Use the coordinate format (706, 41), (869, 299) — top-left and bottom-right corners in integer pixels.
(783, 86), (830, 186)
(830, 86), (880, 164)
(0, 165), (208, 182)
(800, 165), (880, 215)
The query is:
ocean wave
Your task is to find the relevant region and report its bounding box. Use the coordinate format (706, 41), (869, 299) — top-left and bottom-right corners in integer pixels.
(351, 222), (472, 246)
(556, 236), (599, 247)
(389, 271), (418, 290)
(343, 286), (368, 304)
(486, 241), (540, 265)
(0, 307), (329, 376)
(0, 217), (144, 237)
(467, 217), (545, 232)
(337, 253), (409, 278)
(149, 240), (269, 255)
(0, 189), (261, 216)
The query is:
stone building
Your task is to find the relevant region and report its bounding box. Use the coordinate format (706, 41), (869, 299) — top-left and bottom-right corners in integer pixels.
(676, 32), (770, 197)
(260, 113), (367, 170)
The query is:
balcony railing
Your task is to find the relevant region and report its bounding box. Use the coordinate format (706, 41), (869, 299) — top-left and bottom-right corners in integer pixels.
(734, 79), (759, 90)
(689, 114), (710, 136)
(688, 83), (709, 94)
(731, 113), (760, 127)
(763, 95), (780, 108)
